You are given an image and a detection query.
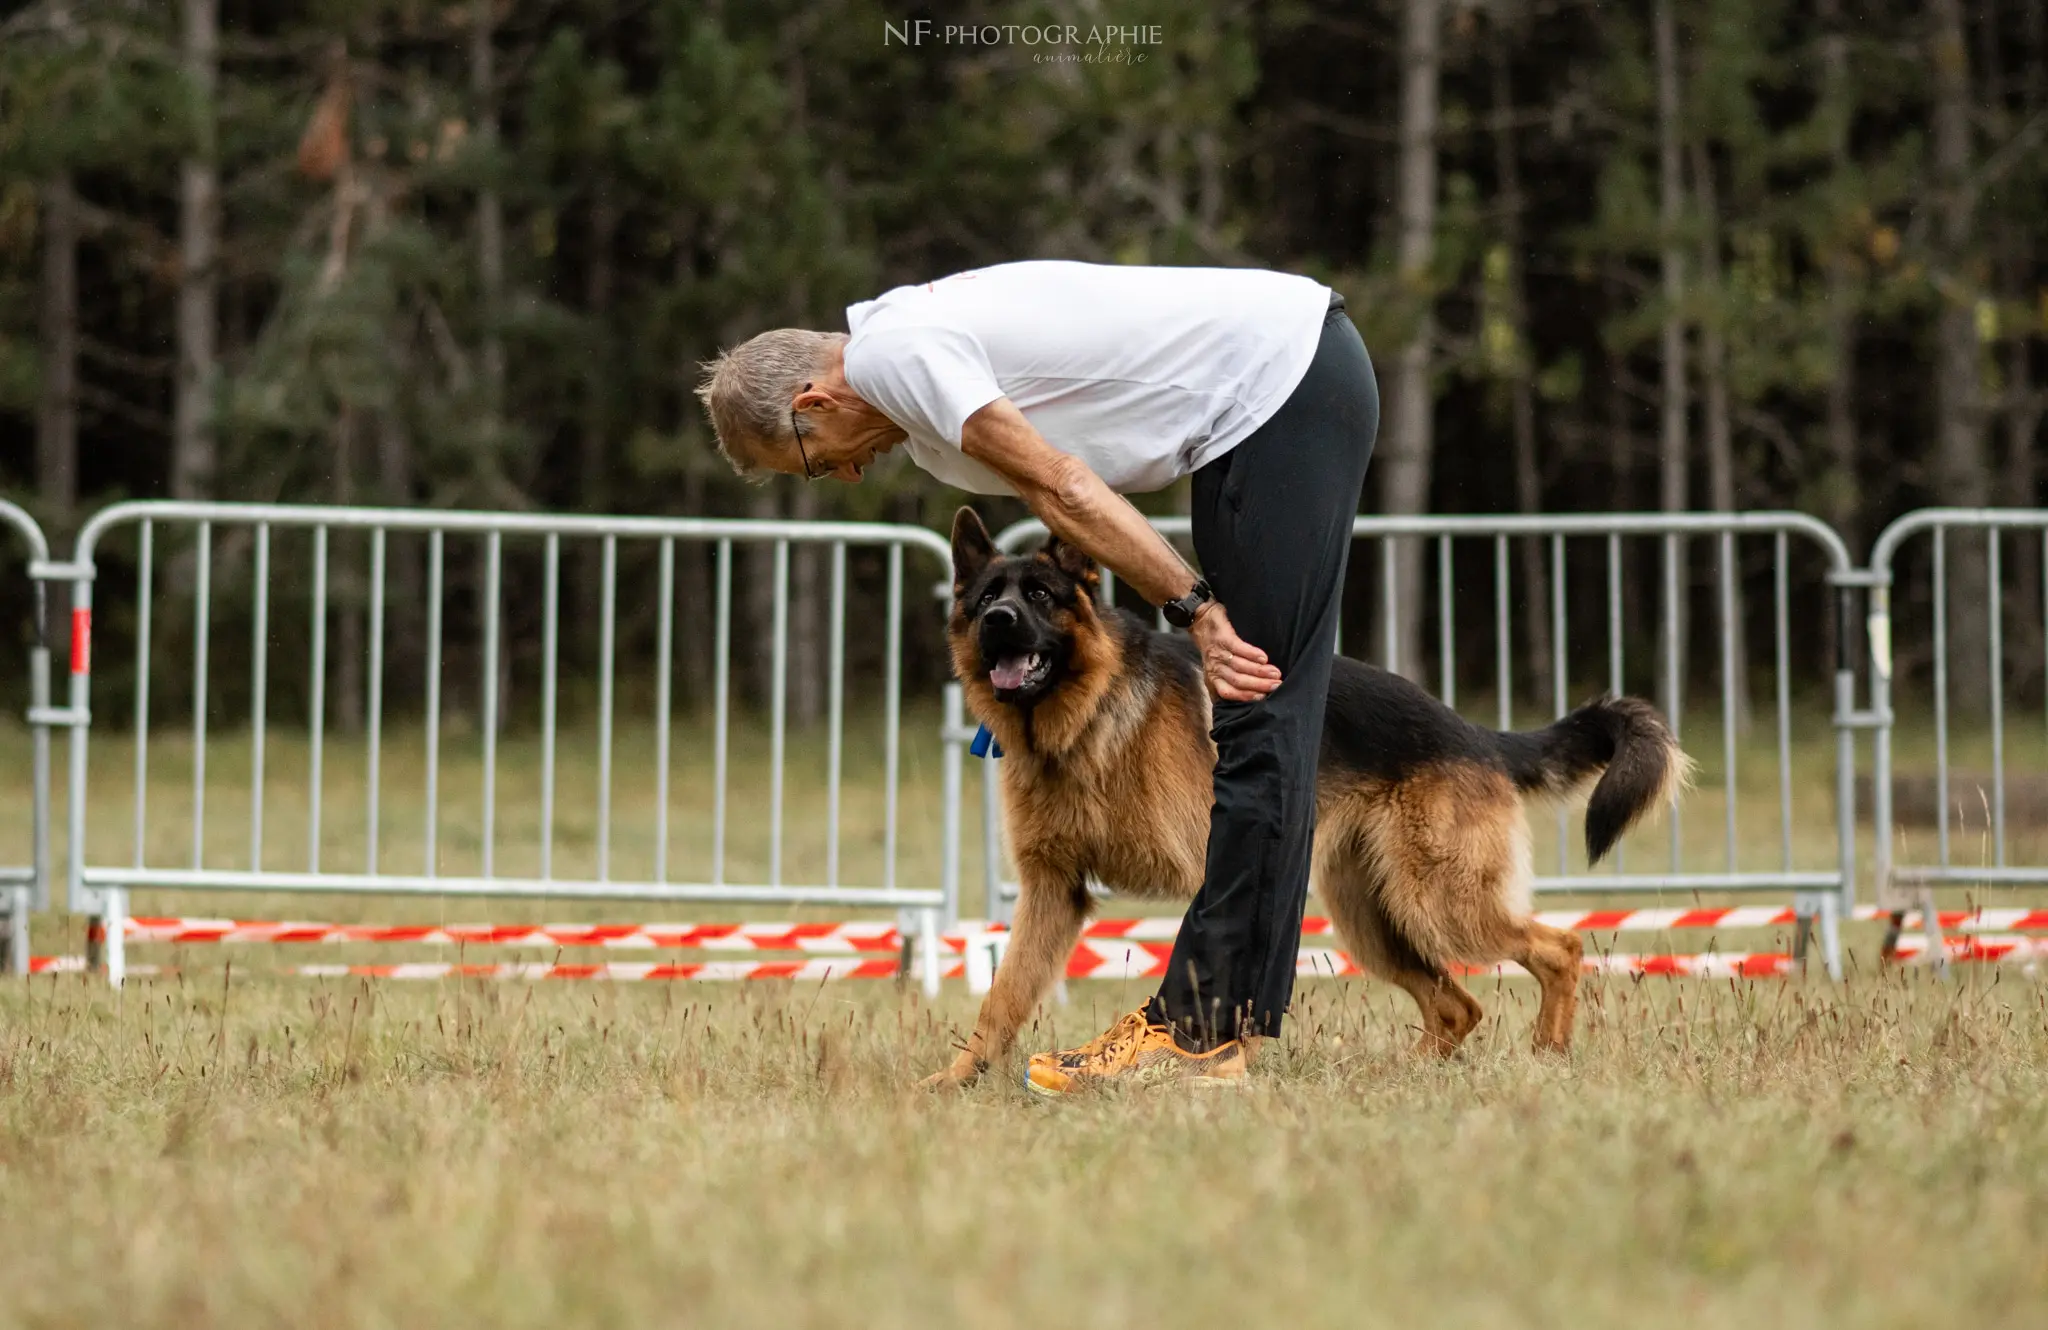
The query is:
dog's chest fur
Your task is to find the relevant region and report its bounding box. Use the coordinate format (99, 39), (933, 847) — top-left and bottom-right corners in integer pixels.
(996, 666), (1216, 902)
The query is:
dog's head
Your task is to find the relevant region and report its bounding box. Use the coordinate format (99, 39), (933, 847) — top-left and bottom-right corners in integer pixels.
(948, 507), (1105, 708)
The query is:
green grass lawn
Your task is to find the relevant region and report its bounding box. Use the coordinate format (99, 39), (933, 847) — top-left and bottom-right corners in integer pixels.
(0, 705), (2045, 1326)
(0, 964), (2043, 1327)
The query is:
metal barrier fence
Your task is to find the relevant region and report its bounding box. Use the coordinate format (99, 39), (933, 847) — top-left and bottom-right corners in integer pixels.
(13, 498), (2048, 989)
(49, 501), (959, 990)
(1868, 509), (2048, 958)
(955, 512), (1867, 978)
(0, 500), (55, 975)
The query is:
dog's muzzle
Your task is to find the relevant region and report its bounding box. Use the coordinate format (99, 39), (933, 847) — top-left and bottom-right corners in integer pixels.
(978, 605), (1055, 694)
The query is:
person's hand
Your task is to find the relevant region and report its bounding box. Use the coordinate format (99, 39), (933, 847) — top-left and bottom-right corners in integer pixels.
(1188, 602), (1281, 702)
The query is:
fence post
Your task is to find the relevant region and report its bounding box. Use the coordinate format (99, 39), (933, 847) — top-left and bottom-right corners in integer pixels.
(29, 588), (50, 918)
(5, 582), (49, 976)
(1, 503), (51, 974)
(1868, 578), (1894, 925)
(15, 590), (50, 975)
(1867, 576), (1944, 967)
(941, 681), (963, 931)
(1864, 519), (1953, 972)
(982, 753), (1007, 924)
(5, 889), (23, 979)
(68, 564), (116, 982)
(919, 907), (942, 998)
(1816, 581), (1857, 981)
(937, 671), (1012, 925)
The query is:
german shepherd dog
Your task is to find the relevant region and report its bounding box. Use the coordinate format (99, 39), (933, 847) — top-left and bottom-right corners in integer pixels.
(927, 508), (1692, 1087)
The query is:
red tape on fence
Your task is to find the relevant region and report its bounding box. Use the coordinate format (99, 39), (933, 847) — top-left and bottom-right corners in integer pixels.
(117, 903), (2040, 954)
(69, 608), (90, 676)
(29, 931), (2044, 982)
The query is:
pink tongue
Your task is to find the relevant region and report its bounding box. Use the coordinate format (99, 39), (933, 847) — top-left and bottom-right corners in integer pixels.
(990, 656), (1031, 689)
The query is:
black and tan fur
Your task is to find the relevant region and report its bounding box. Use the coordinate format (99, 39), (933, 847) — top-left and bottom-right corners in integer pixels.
(926, 508), (1692, 1087)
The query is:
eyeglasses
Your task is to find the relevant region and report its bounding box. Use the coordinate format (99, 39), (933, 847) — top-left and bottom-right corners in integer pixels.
(791, 382), (822, 480)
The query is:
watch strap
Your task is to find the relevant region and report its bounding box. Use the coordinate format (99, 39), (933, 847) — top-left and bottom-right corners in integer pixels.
(1164, 578), (1213, 627)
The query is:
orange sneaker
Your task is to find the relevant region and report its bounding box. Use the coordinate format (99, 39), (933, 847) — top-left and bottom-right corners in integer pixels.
(1025, 1010), (1250, 1096)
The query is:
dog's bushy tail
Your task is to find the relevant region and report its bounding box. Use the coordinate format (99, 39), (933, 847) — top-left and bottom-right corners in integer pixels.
(1496, 696), (1693, 865)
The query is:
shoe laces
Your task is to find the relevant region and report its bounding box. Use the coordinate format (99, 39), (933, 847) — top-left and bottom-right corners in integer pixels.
(1059, 1010), (1153, 1068)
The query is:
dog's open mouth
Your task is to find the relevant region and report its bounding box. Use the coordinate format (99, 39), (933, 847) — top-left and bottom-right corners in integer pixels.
(988, 651), (1051, 692)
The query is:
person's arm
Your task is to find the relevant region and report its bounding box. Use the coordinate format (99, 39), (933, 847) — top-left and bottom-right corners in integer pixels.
(959, 397), (1281, 702)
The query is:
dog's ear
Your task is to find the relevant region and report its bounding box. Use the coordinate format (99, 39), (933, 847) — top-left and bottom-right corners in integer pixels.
(951, 507), (997, 593)
(1037, 533), (1101, 598)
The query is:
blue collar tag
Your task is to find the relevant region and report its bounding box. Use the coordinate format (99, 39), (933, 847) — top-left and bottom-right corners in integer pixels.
(969, 723), (1004, 759)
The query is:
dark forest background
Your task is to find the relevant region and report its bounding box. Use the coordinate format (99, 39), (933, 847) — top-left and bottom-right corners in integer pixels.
(2, 0), (2044, 725)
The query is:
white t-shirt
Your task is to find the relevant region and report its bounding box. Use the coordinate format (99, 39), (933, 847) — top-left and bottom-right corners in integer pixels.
(842, 261), (1332, 495)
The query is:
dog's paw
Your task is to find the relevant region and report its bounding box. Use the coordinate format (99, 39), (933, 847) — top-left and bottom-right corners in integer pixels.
(919, 1064), (982, 1091)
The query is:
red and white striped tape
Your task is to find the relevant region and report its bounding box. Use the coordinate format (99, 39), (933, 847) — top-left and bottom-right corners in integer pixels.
(119, 917), (908, 952)
(267, 949), (1784, 983)
(1070, 943), (1805, 981)
(1049, 905), (2043, 939)
(1889, 933), (2048, 965)
(1528, 906), (2048, 933)
(112, 904), (2048, 954)
(28, 933), (2044, 983)
(1079, 935), (2040, 979)
(292, 958), (907, 982)
(44, 906), (2043, 987)
(1905, 908), (2048, 932)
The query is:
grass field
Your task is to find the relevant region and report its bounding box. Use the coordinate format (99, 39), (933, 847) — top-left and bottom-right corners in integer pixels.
(1, 709), (2046, 1326)
(1, 964), (2045, 1326)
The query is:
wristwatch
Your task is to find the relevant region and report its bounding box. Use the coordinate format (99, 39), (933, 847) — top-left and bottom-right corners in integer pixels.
(1161, 578), (1214, 629)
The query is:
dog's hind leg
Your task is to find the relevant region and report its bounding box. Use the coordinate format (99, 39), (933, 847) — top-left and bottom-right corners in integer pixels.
(925, 855), (1088, 1088)
(1379, 963), (1483, 1056)
(1316, 838), (1484, 1057)
(1509, 920), (1583, 1053)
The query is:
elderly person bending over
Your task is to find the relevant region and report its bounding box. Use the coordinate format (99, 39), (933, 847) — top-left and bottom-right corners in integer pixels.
(696, 261), (1379, 1093)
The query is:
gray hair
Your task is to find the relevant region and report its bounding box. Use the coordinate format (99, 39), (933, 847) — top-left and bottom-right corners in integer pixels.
(693, 328), (847, 479)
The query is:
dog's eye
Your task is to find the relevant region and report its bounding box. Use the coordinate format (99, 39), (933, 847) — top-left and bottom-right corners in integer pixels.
(1027, 587), (1049, 603)
(979, 586), (1000, 605)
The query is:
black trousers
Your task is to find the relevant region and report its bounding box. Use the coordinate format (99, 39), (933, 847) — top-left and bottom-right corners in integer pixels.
(1144, 297), (1380, 1048)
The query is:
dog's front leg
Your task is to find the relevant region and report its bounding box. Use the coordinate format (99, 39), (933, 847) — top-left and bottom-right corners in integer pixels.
(924, 858), (1087, 1088)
